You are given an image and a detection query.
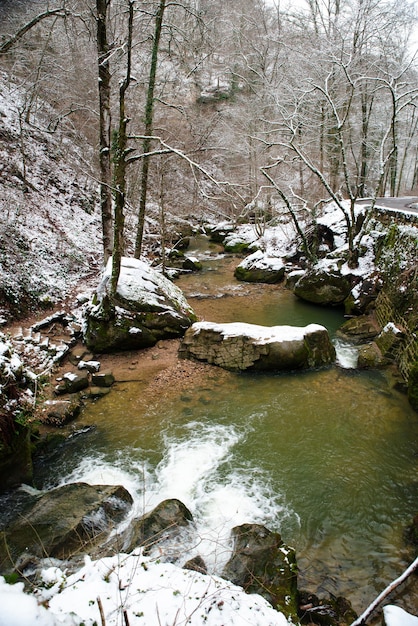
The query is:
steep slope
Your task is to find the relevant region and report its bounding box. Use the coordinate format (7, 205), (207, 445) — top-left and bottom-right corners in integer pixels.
(0, 71), (102, 323)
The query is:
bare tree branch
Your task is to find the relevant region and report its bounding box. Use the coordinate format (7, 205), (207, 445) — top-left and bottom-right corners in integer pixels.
(350, 556), (418, 626)
(0, 8), (73, 54)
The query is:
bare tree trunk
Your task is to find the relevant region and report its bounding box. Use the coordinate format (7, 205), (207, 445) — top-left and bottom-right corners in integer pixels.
(110, 0), (134, 295)
(134, 0), (167, 259)
(96, 0), (113, 264)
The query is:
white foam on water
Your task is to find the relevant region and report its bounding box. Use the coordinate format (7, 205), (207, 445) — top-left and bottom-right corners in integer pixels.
(54, 420), (297, 575)
(334, 338), (359, 369)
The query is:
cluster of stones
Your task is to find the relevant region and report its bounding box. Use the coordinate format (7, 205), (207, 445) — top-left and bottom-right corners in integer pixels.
(0, 486), (357, 625)
(12, 311), (80, 374)
(40, 359), (115, 427)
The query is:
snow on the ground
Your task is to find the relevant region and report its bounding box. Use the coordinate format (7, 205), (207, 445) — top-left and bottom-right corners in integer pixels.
(383, 605), (418, 626)
(0, 72), (102, 320)
(0, 551), (291, 626)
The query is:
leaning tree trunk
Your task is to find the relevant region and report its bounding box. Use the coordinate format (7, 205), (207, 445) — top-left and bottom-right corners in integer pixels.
(96, 0), (113, 264)
(134, 0), (167, 259)
(110, 0), (134, 295)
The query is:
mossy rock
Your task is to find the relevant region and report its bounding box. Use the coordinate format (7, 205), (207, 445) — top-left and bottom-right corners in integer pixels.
(337, 315), (380, 344)
(408, 361), (418, 412)
(357, 342), (386, 369)
(294, 269), (351, 306)
(222, 523), (298, 622)
(123, 498), (193, 554)
(83, 258), (197, 353)
(0, 422), (33, 493)
(224, 241), (254, 254)
(0, 482), (133, 573)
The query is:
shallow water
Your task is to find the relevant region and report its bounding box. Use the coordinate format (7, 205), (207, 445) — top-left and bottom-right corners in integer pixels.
(33, 239), (418, 620)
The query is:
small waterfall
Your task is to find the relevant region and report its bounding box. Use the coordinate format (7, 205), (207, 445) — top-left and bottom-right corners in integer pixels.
(334, 338), (359, 369)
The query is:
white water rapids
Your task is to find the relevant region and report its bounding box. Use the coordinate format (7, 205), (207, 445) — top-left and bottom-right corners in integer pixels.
(56, 420), (299, 574)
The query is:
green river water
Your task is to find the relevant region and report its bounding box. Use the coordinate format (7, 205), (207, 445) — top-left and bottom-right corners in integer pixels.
(35, 239), (418, 621)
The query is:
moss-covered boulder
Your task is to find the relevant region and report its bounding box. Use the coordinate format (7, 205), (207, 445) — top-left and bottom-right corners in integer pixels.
(408, 361), (418, 412)
(337, 314), (380, 344)
(0, 482), (133, 574)
(375, 322), (405, 361)
(234, 251), (286, 283)
(294, 269), (351, 306)
(357, 342), (386, 369)
(123, 498), (193, 554)
(83, 257), (197, 353)
(0, 418), (32, 492)
(222, 523), (298, 622)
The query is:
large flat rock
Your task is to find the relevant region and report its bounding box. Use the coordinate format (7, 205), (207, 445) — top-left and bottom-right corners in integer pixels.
(179, 321), (336, 371)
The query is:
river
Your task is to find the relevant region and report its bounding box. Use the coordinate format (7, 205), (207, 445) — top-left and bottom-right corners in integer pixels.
(34, 238), (418, 622)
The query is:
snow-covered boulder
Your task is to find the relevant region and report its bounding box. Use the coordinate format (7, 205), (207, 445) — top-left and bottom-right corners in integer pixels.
(234, 250), (287, 283)
(83, 257), (197, 353)
(179, 321), (335, 371)
(294, 268), (352, 306)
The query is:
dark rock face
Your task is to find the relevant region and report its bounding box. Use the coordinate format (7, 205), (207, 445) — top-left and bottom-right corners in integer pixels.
(222, 523), (298, 621)
(408, 362), (418, 412)
(83, 258), (197, 353)
(179, 322), (335, 372)
(294, 269), (351, 306)
(0, 482), (133, 573)
(123, 498), (193, 555)
(0, 420), (32, 492)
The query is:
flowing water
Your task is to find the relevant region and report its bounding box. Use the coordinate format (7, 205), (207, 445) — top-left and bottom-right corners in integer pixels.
(34, 238), (418, 620)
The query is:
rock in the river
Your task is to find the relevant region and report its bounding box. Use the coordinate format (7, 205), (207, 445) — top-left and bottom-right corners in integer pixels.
(222, 523), (298, 621)
(337, 314), (380, 344)
(179, 321), (335, 371)
(83, 257), (197, 353)
(234, 250), (286, 283)
(55, 370), (89, 395)
(357, 342), (386, 369)
(408, 361), (418, 412)
(40, 396), (82, 426)
(0, 482), (133, 574)
(294, 268), (351, 305)
(123, 498), (193, 555)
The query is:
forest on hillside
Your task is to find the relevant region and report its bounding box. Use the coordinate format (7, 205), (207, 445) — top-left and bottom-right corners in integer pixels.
(1, 0), (418, 274)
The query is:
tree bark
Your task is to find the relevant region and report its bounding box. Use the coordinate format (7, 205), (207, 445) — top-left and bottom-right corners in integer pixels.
(110, 0), (134, 296)
(96, 0), (113, 265)
(134, 0), (167, 259)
